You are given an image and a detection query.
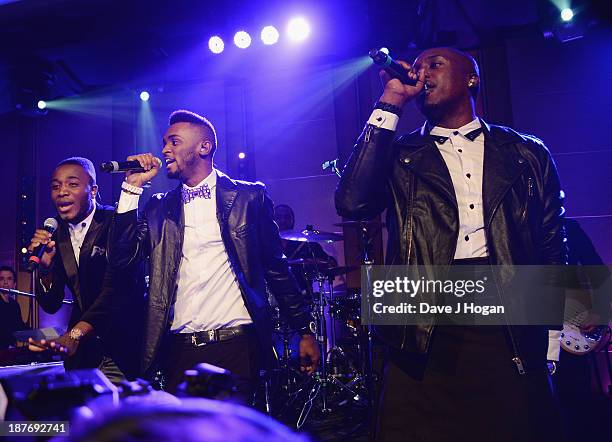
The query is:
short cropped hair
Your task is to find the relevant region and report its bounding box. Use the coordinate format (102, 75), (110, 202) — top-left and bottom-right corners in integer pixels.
(169, 110), (218, 155)
(56, 157), (97, 186)
(0, 265), (17, 281)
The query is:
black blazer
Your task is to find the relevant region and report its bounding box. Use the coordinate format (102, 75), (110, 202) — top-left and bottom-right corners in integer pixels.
(36, 204), (145, 377)
(109, 171), (312, 376)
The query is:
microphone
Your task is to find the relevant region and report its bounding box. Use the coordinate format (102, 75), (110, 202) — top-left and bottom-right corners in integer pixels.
(321, 159), (338, 171)
(369, 48), (418, 86)
(322, 158), (342, 178)
(28, 218), (59, 273)
(100, 158), (162, 173)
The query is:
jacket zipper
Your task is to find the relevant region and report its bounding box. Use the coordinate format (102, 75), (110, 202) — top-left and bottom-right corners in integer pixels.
(527, 177), (534, 197)
(364, 125), (373, 143)
(484, 171), (530, 376)
(488, 265), (526, 375)
(518, 176), (534, 225)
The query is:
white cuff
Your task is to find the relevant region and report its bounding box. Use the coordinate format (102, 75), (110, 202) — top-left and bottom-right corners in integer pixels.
(367, 109), (400, 131)
(117, 191), (140, 213)
(547, 330), (561, 361)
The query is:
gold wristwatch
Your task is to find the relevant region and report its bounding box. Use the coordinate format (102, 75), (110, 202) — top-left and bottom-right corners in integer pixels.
(69, 328), (84, 342)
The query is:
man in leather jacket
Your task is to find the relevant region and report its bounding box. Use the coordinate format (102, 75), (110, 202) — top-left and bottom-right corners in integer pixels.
(108, 110), (319, 397)
(336, 48), (565, 441)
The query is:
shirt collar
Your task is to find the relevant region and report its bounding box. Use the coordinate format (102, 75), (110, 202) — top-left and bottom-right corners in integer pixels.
(68, 203), (96, 231)
(429, 118), (482, 138)
(182, 168), (217, 191)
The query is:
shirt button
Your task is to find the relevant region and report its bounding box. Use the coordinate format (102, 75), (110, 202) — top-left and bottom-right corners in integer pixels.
(465, 235), (470, 241)
(466, 173), (471, 179)
(469, 204), (475, 209)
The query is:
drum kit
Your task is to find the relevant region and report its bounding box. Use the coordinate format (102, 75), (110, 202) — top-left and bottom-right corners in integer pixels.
(261, 221), (382, 429)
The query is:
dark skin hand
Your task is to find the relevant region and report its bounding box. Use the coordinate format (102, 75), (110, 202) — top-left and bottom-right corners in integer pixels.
(28, 321), (93, 357)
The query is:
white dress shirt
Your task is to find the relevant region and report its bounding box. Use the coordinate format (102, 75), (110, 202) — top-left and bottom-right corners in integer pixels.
(68, 205), (96, 265)
(430, 119), (488, 259)
(367, 111), (488, 259)
(117, 170), (252, 332)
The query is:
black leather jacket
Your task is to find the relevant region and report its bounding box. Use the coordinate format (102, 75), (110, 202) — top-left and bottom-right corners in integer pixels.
(336, 120), (566, 369)
(108, 171), (311, 376)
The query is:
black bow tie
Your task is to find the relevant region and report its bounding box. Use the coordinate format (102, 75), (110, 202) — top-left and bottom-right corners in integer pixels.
(430, 127), (483, 144)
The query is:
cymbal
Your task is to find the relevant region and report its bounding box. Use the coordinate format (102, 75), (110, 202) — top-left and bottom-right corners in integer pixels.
(334, 220), (385, 229)
(287, 258), (331, 267)
(321, 265), (359, 278)
(280, 227), (343, 243)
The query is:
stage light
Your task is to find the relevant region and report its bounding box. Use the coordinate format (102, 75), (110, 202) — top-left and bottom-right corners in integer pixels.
(209, 36), (225, 54)
(238, 152), (246, 159)
(261, 25), (279, 45)
(37, 100), (47, 110)
(561, 8), (574, 22)
(380, 47), (389, 54)
(287, 17), (310, 42)
(139, 91), (150, 102)
(234, 31), (252, 49)
(21, 247), (28, 255)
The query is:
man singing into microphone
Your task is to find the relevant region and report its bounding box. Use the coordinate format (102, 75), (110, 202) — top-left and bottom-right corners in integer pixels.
(336, 48), (565, 441)
(27, 157), (145, 382)
(108, 110), (319, 397)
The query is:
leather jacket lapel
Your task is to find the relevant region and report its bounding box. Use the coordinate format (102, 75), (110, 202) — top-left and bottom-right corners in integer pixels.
(216, 171), (238, 230)
(165, 185), (184, 266)
(397, 136), (458, 209)
(481, 121), (528, 229)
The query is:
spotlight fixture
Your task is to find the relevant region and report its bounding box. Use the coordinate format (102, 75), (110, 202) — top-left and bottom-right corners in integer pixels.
(37, 100), (47, 110)
(561, 8), (574, 22)
(238, 152), (246, 159)
(139, 91), (150, 102)
(261, 25), (279, 45)
(287, 17), (310, 42)
(234, 31), (252, 49)
(209, 36), (225, 54)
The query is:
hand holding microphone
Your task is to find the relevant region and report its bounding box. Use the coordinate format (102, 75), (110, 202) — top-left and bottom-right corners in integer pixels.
(27, 218), (59, 272)
(121, 153), (162, 188)
(369, 48), (424, 109)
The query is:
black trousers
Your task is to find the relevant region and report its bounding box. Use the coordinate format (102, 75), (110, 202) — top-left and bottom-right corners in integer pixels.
(375, 259), (562, 442)
(376, 327), (562, 442)
(162, 330), (262, 401)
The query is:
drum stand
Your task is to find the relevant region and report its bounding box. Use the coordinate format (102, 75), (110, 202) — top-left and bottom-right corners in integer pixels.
(295, 272), (364, 429)
(357, 222), (377, 407)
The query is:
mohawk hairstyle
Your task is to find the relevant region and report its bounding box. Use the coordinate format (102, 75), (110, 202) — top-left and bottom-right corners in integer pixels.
(169, 110), (218, 154)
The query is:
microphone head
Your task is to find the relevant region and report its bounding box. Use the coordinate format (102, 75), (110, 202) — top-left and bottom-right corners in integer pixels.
(369, 48), (388, 65)
(43, 218), (59, 233)
(100, 161), (118, 173)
